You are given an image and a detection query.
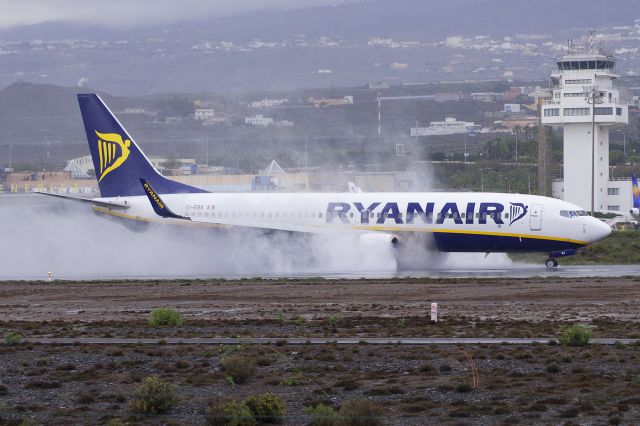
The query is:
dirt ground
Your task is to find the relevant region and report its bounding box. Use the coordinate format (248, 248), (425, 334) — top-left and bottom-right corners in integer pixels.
(1, 277), (640, 425)
(1, 276), (640, 324)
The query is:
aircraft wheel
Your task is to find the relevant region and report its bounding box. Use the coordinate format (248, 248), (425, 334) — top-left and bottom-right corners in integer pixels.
(545, 258), (558, 269)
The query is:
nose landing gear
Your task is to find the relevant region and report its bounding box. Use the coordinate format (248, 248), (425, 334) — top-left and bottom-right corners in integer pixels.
(545, 258), (559, 269)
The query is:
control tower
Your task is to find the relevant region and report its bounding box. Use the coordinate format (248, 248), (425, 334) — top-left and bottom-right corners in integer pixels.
(541, 38), (628, 213)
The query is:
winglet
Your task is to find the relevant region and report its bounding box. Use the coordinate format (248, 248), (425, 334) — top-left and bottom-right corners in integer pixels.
(140, 178), (190, 220)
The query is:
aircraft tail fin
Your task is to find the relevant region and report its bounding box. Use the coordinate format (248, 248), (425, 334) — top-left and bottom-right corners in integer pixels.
(77, 94), (208, 198)
(632, 174), (640, 209)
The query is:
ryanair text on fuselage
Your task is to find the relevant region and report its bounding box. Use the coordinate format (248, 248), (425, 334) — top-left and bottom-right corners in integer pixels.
(326, 201), (528, 226)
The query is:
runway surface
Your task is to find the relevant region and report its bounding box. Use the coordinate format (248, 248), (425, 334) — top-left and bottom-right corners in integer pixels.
(2, 264), (639, 281)
(2, 194), (638, 280)
(14, 337), (640, 345)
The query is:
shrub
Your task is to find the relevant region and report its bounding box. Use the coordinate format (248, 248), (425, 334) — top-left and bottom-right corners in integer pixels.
(305, 403), (338, 426)
(328, 315), (338, 330)
(560, 324), (592, 347)
(221, 354), (256, 385)
(455, 383), (473, 393)
(546, 364), (561, 374)
(206, 399), (256, 426)
(4, 331), (22, 346)
(128, 376), (177, 414)
(244, 392), (285, 424)
(0, 384), (7, 395)
(148, 308), (183, 327)
(338, 399), (384, 426)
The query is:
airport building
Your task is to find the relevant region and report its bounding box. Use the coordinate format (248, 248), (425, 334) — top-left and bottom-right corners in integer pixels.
(540, 39), (630, 215)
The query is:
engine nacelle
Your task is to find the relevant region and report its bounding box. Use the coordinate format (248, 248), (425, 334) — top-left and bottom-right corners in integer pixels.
(630, 208), (639, 220)
(358, 233), (399, 247)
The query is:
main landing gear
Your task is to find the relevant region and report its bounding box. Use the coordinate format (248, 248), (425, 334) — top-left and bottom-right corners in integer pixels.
(545, 258), (559, 269)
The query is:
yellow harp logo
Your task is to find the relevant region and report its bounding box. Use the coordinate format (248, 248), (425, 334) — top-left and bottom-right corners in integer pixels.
(95, 131), (131, 182)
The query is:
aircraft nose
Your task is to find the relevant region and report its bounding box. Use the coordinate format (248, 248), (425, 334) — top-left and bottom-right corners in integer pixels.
(589, 218), (612, 243)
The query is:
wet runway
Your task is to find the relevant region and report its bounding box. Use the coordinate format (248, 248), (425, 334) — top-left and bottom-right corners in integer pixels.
(2, 263), (639, 281)
(2, 194), (639, 280)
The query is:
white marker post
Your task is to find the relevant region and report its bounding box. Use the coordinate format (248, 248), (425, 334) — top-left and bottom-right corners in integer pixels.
(430, 303), (438, 323)
(47, 272), (52, 282)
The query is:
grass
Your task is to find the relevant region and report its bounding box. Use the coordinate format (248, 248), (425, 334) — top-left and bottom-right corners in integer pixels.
(244, 392), (286, 424)
(305, 403), (338, 426)
(220, 353), (256, 385)
(205, 399), (256, 426)
(510, 230), (640, 265)
(4, 331), (22, 346)
(339, 399), (384, 426)
(128, 376), (178, 414)
(148, 308), (183, 327)
(560, 324), (592, 347)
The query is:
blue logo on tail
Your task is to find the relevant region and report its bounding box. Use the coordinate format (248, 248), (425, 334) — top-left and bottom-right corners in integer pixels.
(77, 94), (208, 198)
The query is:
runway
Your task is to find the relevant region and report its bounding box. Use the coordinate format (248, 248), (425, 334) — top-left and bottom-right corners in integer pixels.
(1, 194), (638, 280)
(1, 264), (639, 281)
(15, 337), (640, 346)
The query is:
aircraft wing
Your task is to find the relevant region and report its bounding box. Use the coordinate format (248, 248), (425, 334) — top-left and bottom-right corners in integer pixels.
(36, 192), (130, 210)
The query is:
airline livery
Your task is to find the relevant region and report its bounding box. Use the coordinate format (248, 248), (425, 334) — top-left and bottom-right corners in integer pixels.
(41, 94), (612, 269)
(631, 174), (640, 222)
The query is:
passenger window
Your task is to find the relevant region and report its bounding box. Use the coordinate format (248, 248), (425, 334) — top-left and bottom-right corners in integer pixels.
(318, 213), (323, 218)
(505, 213), (509, 219)
(461, 213), (465, 218)
(349, 212), (354, 218)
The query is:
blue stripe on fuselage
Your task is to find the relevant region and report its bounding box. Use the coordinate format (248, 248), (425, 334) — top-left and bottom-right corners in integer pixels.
(432, 232), (584, 252)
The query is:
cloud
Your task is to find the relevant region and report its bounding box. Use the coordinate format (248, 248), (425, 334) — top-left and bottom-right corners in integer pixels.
(0, 0), (351, 30)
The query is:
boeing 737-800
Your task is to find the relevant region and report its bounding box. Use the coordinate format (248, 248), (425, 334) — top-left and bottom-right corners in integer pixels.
(41, 94), (612, 269)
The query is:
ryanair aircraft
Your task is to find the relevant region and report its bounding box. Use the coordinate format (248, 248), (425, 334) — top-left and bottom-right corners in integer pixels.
(42, 94), (612, 269)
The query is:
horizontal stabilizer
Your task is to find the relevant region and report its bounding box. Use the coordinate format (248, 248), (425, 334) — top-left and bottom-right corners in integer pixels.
(36, 192), (130, 210)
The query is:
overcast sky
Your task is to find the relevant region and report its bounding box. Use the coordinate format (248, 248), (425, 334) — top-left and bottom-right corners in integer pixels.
(0, 0), (355, 29)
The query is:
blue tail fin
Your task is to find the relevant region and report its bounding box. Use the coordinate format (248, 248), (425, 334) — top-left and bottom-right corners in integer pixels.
(77, 94), (208, 197)
(632, 174), (640, 209)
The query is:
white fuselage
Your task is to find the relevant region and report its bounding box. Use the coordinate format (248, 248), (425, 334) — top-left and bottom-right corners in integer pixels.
(94, 191), (611, 254)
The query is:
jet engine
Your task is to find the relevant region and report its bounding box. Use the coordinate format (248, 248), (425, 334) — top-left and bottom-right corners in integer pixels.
(358, 232), (399, 247)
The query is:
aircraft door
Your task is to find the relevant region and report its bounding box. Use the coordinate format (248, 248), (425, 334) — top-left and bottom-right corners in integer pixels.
(530, 204), (542, 231)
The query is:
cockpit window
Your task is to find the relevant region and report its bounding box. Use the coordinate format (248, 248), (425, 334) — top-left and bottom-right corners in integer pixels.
(560, 210), (587, 218)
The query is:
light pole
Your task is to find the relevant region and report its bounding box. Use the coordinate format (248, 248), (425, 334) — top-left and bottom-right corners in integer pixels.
(464, 133), (468, 163)
(8, 144), (13, 169)
(480, 167), (491, 192)
(513, 129), (519, 163)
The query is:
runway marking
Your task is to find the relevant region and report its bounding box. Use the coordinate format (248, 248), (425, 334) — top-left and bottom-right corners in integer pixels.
(13, 337), (639, 346)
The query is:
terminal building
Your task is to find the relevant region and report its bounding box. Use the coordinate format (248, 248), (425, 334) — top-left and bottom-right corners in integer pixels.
(540, 39), (630, 215)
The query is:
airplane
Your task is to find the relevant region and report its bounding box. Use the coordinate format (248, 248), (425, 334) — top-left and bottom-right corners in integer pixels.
(630, 174), (640, 222)
(40, 94), (612, 270)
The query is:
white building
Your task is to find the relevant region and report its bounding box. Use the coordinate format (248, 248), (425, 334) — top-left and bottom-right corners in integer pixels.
(245, 115), (274, 127)
(503, 104), (521, 113)
(541, 40), (629, 214)
(410, 117), (478, 137)
(250, 99), (289, 108)
(195, 108), (215, 120)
